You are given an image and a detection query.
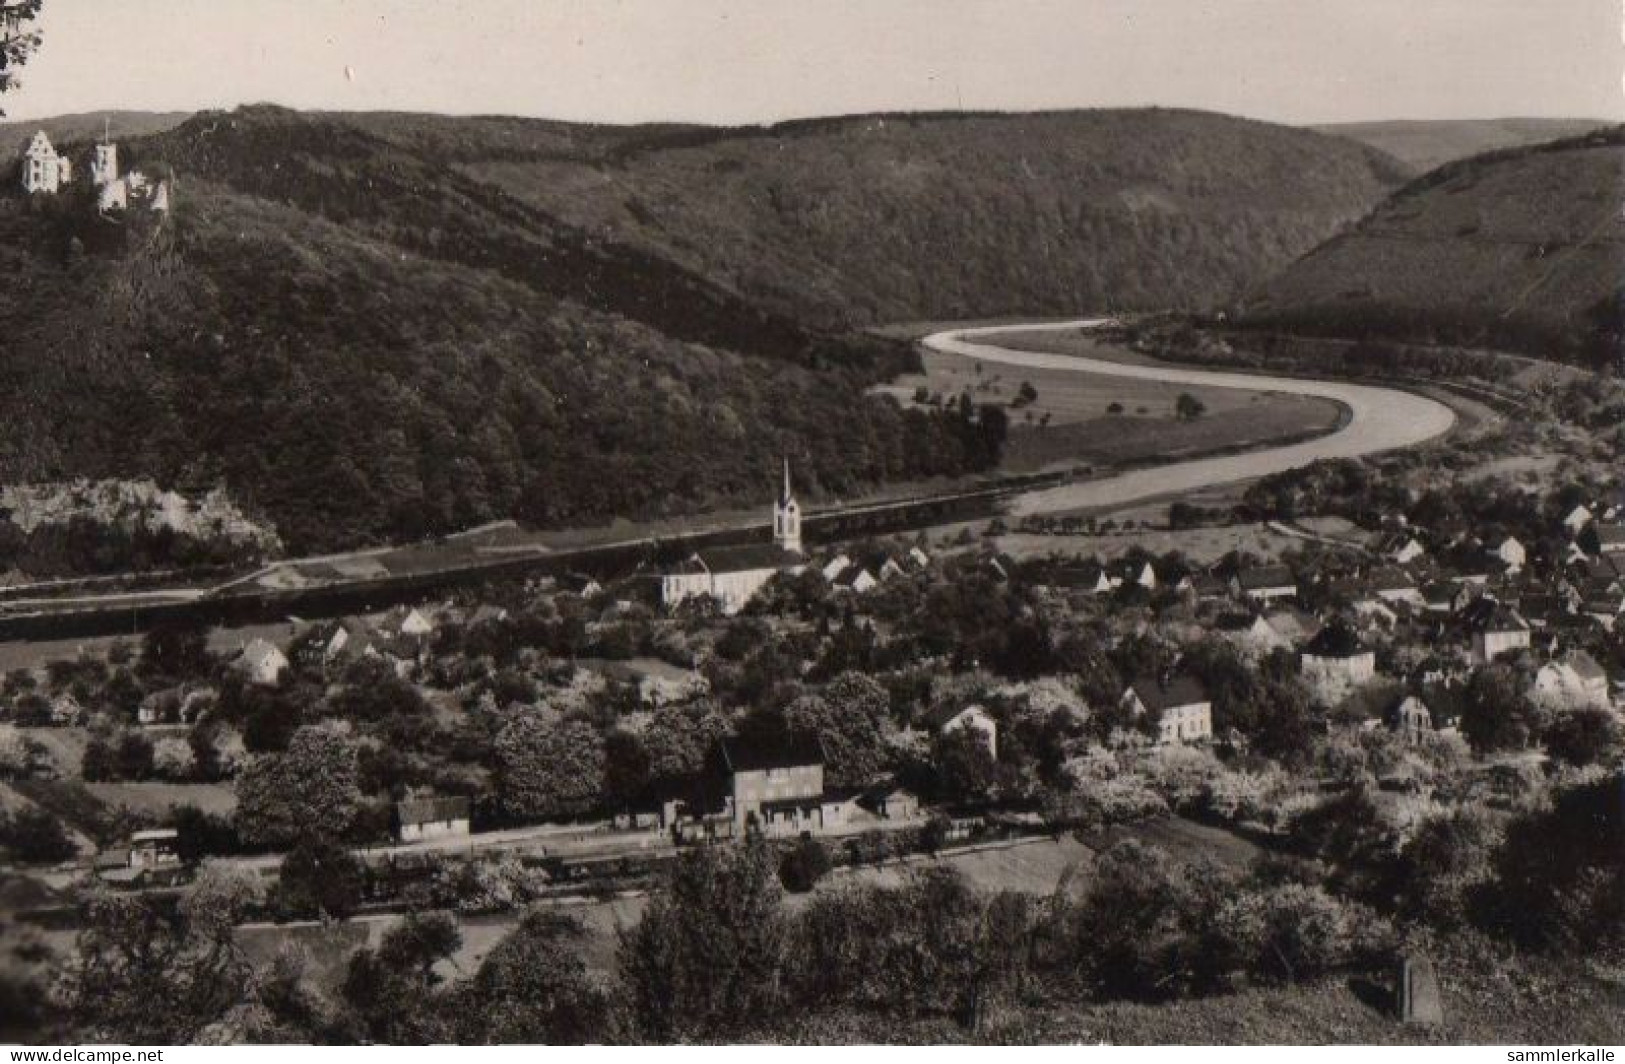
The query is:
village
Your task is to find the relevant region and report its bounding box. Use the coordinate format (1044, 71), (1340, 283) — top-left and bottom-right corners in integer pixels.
(2, 443), (1622, 925)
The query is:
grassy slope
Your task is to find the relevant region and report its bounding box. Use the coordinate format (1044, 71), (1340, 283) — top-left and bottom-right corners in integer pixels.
(894, 331), (1344, 473)
(1313, 117), (1611, 175)
(353, 108), (1411, 330)
(1240, 128), (1625, 367)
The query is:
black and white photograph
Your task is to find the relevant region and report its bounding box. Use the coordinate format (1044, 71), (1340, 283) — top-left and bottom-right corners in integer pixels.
(0, 0), (1621, 1050)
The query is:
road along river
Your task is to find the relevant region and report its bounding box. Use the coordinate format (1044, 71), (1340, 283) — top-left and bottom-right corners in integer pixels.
(923, 320), (1458, 517)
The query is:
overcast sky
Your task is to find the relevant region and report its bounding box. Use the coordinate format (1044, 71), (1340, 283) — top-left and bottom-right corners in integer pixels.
(4, 0), (1621, 126)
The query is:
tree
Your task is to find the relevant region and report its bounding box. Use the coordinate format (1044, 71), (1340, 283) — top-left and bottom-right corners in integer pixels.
(493, 716), (605, 820)
(139, 621), (213, 682)
(601, 728), (652, 810)
(779, 834), (834, 893)
(339, 912), (460, 1043)
(782, 691), (884, 789)
(1459, 665), (1540, 753)
(461, 910), (612, 1043)
(1175, 392), (1207, 420)
(234, 722), (363, 847)
(1543, 706), (1621, 767)
(618, 837), (787, 1040)
(0, 1), (44, 110)
(273, 838), (365, 922)
(1488, 776), (1625, 957)
(933, 726), (998, 804)
(0, 724), (29, 777)
(65, 881), (255, 1042)
(0, 806), (76, 864)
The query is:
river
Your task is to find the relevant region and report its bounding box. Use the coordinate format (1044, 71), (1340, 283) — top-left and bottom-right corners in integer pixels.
(923, 321), (1457, 516)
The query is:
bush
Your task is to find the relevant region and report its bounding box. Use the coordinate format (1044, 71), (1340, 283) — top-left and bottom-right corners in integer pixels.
(779, 835), (834, 893)
(0, 807), (78, 865)
(271, 838), (366, 921)
(1543, 706), (1621, 767)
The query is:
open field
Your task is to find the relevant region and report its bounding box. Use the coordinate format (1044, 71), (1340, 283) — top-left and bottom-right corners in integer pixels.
(19, 728), (90, 779)
(925, 324), (1454, 519)
(875, 340), (1344, 475)
(83, 782), (237, 818)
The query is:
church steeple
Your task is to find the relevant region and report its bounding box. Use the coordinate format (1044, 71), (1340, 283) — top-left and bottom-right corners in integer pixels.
(773, 457), (802, 554)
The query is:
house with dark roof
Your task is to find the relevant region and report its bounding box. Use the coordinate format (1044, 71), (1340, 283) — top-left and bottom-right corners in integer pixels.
(1461, 599), (1531, 663)
(1368, 567), (1423, 607)
(393, 796), (472, 843)
(1038, 562), (1116, 595)
(1121, 674), (1212, 745)
(1301, 622), (1377, 702)
(716, 731), (829, 835)
(1587, 523), (1625, 556)
(1234, 565), (1297, 603)
(1375, 531), (1428, 565)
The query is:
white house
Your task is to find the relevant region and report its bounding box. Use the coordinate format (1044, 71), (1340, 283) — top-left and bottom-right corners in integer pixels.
(398, 607), (435, 637)
(832, 564), (879, 594)
(235, 638), (289, 686)
(1464, 601), (1531, 664)
(1389, 695), (1434, 744)
(1492, 536), (1527, 572)
(820, 553), (852, 582)
(1122, 674), (1213, 746)
(1301, 623), (1377, 703)
(1235, 566), (1297, 603)
(1562, 504), (1595, 536)
(1530, 651), (1610, 711)
(925, 703), (999, 759)
(394, 796), (471, 843)
(662, 460), (806, 614)
(20, 131), (72, 194)
(1376, 531), (1428, 566)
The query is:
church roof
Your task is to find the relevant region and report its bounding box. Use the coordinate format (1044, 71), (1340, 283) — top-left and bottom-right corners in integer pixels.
(693, 543), (803, 574)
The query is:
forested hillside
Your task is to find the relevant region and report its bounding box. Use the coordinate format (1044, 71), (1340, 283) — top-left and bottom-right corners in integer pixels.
(1238, 128), (1625, 367)
(366, 107), (1410, 329)
(0, 110), (1000, 553)
(0, 104), (1410, 554)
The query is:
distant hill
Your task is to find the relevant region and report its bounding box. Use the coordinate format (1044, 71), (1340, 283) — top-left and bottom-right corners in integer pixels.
(1238, 127), (1625, 367)
(342, 107), (1410, 330)
(0, 110), (189, 162)
(0, 104), (1410, 552)
(1312, 117), (1611, 175)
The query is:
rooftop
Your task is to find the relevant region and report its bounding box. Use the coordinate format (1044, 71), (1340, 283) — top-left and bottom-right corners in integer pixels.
(691, 543), (804, 574)
(717, 730), (826, 773)
(1130, 673), (1210, 712)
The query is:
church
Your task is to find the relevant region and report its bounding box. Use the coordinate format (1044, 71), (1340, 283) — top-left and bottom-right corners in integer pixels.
(661, 460), (807, 614)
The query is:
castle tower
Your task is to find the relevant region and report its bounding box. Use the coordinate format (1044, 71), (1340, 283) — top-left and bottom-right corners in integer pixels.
(21, 131), (62, 194)
(773, 458), (802, 555)
(91, 142), (118, 187)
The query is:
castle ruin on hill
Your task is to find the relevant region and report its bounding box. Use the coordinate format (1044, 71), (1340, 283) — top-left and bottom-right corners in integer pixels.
(18, 128), (172, 215)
